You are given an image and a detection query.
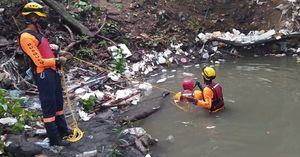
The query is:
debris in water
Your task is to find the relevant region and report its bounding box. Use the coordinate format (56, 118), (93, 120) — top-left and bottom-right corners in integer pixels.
(167, 75), (175, 78)
(206, 126), (216, 129)
(156, 78), (167, 83)
(183, 72), (194, 77)
(166, 135), (175, 143)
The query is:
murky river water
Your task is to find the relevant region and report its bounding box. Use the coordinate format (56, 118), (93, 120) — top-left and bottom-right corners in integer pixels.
(140, 57), (300, 157)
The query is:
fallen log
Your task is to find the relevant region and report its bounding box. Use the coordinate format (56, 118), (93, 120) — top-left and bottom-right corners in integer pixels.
(207, 33), (300, 47)
(120, 106), (161, 124)
(41, 0), (93, 37)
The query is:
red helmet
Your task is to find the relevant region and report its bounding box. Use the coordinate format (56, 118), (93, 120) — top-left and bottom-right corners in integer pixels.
(182, 79), (195, 90)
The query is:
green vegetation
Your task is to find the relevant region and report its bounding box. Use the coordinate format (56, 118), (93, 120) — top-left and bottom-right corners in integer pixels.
(101, 23), (119, 36)
(80, 95), (97, 112)
(0, 89), (39, 134)
(78, 47), (95, 59)
(111, 48), (126, 74)
(114, 3), (124, 12)
(74, 0), (92, 12)
(0, 89), (39, 154)
(108, 146), (122, 157)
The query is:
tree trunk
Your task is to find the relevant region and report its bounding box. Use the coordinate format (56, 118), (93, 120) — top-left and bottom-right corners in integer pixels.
(42, 0), (93, 37)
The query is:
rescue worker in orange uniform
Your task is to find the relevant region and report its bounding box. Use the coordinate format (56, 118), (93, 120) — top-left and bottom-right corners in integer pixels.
(191, 67), (225, 112)
(174, 79), (202, 102)
(19, 2), (71, 146)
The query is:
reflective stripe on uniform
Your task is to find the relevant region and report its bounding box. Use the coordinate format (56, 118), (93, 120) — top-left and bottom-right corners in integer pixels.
(55, 110), (64, 116)
(43, 116), (55, 123)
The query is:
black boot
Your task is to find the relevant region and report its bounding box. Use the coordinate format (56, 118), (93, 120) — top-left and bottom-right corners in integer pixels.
(45, 121), (70, 146)
(55, 115), (71, 138)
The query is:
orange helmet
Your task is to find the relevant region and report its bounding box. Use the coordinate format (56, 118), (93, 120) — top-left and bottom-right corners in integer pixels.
(182, 79), (195, 90)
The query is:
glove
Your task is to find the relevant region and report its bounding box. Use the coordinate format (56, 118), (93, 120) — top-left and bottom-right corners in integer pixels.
(185, 97), (198, 105)
(60, 51), (73, 59)
(195, 81), (203, 90)
(56, 56), (67, 67)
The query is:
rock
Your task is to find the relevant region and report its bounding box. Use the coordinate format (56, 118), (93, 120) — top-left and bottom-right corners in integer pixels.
(122, 146), (144, 157)
(5, 135), (43, 157)
(139, 133), (158, 147)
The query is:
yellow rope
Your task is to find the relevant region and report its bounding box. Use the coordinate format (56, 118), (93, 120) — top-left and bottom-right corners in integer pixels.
(61, 66), (84, 142)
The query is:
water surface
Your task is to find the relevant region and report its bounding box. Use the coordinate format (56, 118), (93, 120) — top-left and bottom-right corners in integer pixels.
(140, 57), (300, 157)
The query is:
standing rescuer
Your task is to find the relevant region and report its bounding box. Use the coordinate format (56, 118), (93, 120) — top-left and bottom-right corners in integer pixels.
(19, 2), (71, 146)
(187, 67), (225, 112)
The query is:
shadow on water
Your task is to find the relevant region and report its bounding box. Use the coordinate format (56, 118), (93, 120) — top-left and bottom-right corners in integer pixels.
(140, 57), (300, 157)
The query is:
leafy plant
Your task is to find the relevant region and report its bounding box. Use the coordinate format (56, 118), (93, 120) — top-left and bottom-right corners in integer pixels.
(81, 96), (97, 112)
(98, 40), (108, 47)
(114, 3), (124, 12)
(78, 47), (94, 59)
(0, 89), (39, 134)
(74, 0), (92, 12)
(101, 23), (119, 36)
(108, 147), (122, 157)
(111, 48), (126, 74)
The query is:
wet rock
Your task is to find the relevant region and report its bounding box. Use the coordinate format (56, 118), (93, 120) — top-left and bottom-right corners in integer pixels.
(122, 146), (144, 157)
(5, 135), (43, 157)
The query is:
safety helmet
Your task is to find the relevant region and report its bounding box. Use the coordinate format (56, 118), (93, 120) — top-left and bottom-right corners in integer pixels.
(182, 79), (195, 90)
(202, 67), (216, 80)
(21, 2), (47, 17)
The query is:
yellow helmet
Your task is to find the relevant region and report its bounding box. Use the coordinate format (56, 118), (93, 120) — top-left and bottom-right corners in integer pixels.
(202, 67), (216, 80)
(21, 2), (47, 17)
